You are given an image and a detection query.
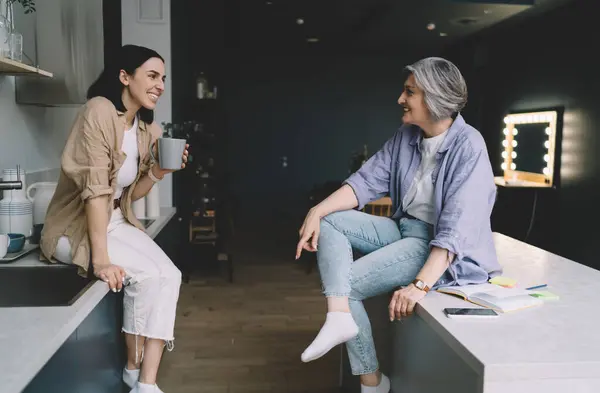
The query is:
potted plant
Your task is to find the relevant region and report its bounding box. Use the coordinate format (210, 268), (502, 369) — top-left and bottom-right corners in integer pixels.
(1, 0), (33, 58)
(161, 120), (206, 140)
(8, 0), (35, 14)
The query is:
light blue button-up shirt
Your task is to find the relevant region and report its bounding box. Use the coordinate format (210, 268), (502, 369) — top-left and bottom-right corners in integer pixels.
(344, 114), (502, 287)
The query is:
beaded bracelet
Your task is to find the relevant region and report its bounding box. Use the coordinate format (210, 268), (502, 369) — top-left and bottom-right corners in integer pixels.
(148, 166), (163, 183)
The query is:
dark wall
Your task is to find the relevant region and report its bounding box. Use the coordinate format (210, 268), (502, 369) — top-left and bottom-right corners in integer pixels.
(171, 1), (419, 218)
(443, 0), (600, 269)
(221, 52), (413, 214)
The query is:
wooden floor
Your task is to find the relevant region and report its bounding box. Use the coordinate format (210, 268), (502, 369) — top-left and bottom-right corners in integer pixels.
(157, 220), (342, 392)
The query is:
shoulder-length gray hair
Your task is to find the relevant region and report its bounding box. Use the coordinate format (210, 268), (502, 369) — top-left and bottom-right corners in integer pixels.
(405, 57), (468, 122)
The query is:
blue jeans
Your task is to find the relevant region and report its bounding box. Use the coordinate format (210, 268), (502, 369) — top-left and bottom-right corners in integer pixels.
(317, 209), (441, 375)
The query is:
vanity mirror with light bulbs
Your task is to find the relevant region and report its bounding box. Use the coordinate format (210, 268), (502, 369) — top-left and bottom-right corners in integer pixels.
(494, 108), (563, 189)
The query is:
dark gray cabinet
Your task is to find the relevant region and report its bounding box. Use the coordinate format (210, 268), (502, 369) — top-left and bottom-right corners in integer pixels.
(23, 291), (125, 393)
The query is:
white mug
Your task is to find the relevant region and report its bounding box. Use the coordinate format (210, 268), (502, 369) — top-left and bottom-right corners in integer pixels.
(0, 234), (10, 259)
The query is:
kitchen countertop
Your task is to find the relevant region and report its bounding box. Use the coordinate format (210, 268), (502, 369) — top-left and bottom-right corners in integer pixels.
(0, 207), (176, 393)
(413, 232), (600, 387)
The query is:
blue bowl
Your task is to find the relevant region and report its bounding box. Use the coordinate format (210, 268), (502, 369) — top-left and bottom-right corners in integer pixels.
(7, 233), (25, 253)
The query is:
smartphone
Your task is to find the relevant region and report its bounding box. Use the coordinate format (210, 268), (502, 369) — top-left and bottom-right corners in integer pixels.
(444, 308), (499, 319)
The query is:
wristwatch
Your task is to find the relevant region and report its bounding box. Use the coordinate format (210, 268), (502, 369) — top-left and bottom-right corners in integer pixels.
(412, 279), (430, 293)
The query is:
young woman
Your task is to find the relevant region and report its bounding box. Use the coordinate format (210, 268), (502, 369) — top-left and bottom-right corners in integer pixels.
(296, 57), (501, 393)
(41, 45), (188, 393)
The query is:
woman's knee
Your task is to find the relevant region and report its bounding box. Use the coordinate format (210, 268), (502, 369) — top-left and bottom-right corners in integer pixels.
(152, 258), (182, 289)
(321, 209), (375, 234)
(131, 260), (179, 283)
(131, 264), (180, 297)
(319, 210), (356, 236)
(321, 210), (355, 226)
(163, 264), (182, 287)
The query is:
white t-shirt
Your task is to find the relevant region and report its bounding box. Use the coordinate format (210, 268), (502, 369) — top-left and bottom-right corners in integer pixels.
(114, 116), (139, 200)
(402, 130), (447, 225)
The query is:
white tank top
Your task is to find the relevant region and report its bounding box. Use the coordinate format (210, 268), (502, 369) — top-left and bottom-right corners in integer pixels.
(403, 130), (447, 225)
(114, 116), (139, 200)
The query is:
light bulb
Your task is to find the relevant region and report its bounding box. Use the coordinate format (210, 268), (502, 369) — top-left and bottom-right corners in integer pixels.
(503, 128), (509, 136)
(544, 141), (550, 149)
(501, 163), (507, 170)
(502, 151), (508, 159)
(502, 140), (508, 147)
(511, 163), (516, 170)
(545, 127), (551, 135)
(544, 154), (549, 162)
(513, 128), (518, 136)
(512, 140), (518, 147)
(512, 151), (517, 159)
(543, 167), (550, 175)
(503, 117), (509, 124)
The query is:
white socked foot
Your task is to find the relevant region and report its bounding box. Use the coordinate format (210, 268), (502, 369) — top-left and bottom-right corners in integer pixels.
(301, 311), (359, 363)
(123, 367), (140, 388)
(361, 373), (390, 393)
(129, 381), (164, 393)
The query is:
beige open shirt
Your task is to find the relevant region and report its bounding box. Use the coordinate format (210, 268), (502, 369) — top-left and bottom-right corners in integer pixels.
(40, 97), (162, 276)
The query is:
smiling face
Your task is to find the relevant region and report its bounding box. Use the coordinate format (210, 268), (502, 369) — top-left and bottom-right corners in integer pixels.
(397, 74), (430, 127)
(119, 57), (166, 110)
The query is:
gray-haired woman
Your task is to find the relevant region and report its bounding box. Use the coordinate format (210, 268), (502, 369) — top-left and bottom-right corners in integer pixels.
(296, 57), (502, 393)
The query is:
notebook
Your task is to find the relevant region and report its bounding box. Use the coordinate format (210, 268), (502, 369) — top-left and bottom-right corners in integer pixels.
(436, 283), (543, 313)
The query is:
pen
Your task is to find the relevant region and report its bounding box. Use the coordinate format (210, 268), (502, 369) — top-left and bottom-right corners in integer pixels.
(525, 284), (547, 290)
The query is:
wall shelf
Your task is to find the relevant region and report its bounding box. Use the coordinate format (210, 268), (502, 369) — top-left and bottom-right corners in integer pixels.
(494, 176), (553, 189)
(0, 57), (53, 77)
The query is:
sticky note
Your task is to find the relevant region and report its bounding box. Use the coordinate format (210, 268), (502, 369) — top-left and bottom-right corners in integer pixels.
(489, 276), (517, 288)
(529, 291), (559, 300)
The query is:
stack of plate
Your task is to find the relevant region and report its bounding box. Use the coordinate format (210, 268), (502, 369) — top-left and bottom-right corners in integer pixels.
(0, 200), (33, 236)
(0, 168), (33, 237)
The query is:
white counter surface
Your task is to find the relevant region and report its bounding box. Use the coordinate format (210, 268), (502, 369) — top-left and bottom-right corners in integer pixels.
(417, 232), (600, 386)
(0, 207), (176, 393)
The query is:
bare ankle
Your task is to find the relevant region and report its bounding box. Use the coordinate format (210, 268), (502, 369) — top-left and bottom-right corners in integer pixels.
(360, 370), (381, 387)
(327, 296), (351, 312)
(126, 361), (141, 370)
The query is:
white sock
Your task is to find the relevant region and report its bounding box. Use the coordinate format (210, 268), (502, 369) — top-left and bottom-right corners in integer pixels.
(361, 373), (390, 393)
(301, 311), (359, 362)
(123, 367), (139, 388)
(130, 382), (163, 393)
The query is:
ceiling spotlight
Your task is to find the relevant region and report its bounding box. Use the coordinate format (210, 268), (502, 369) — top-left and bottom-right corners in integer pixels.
(439, 32), (447, 37)
(307, 37), (319, 43)
(296, 18), (304, 25)
(427, 23), (436, 30)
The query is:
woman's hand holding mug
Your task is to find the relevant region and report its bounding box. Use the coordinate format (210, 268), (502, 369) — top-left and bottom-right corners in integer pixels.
(151, 138), (190, 179)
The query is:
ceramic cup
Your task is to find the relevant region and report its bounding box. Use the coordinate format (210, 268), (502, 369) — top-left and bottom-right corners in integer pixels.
(0, 234), (10, 258)
(151, 138), (187, 171)
(7, 233), (25, 253)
